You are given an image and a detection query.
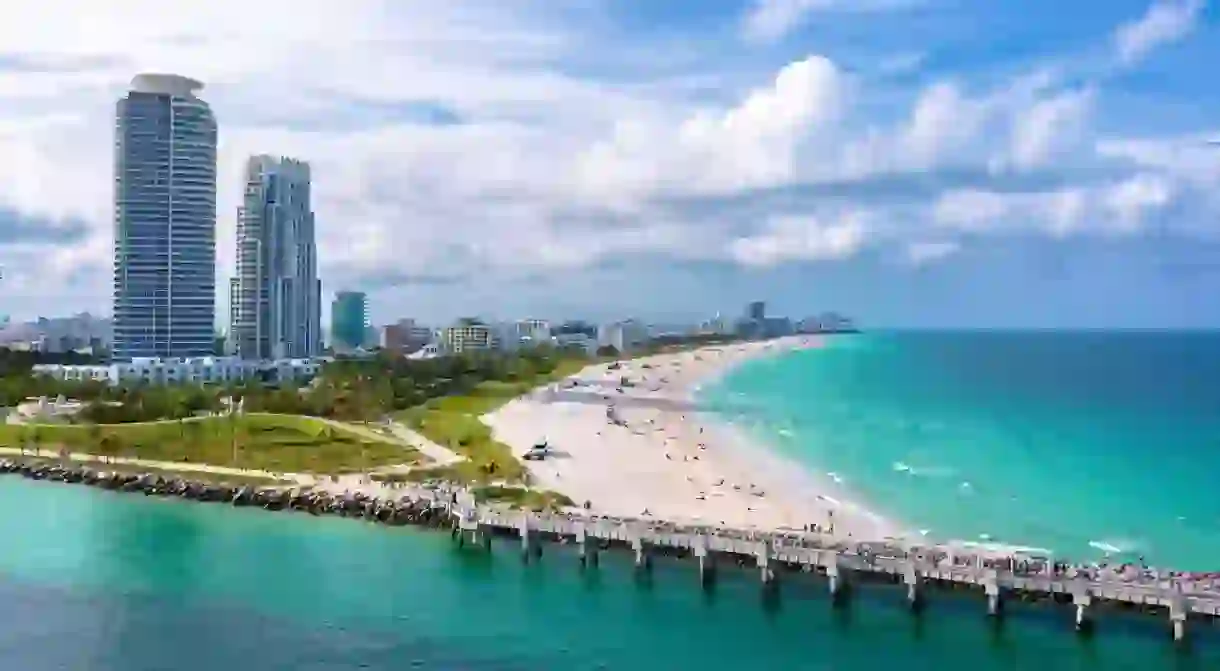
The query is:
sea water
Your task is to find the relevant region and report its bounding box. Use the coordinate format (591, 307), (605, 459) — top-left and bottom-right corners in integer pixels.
(2, 331), (1218, 669)
(1, 477), (1216, 670)
(702, 331), (1220, 569)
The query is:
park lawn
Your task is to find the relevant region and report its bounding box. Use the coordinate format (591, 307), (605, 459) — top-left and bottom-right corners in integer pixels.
(0, 413), (419, 474)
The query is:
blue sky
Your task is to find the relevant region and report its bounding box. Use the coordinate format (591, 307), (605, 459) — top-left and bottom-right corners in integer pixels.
(0, 0), (1217, 328)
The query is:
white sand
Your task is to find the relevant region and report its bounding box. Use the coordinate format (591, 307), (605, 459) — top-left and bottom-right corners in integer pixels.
(485, 337), (902, 540)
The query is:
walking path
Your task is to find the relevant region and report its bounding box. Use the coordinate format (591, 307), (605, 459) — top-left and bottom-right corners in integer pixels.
(381, 420), (463, 466)
(0, 446), (297, 481)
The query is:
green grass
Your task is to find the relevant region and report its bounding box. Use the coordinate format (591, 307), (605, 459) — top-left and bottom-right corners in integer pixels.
(472, 485), (574, 511)
(0, 413), (419, 474)
(390, 357), (600, 487)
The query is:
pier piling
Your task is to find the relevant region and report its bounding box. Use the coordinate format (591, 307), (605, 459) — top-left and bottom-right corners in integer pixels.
(826, 558), (848, 606)
(984, 572), (1003, 619)
(757, 543), (775, 585)
(1073, 591), (1093, 635)
(1170, 598), (1188, 643)
(902, 562), (923, 612)
(631, 535), (651, 572)
(694, 537), (715, 587)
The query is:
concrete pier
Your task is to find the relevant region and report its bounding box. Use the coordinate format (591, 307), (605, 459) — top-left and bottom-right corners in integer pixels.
(452, 501), (1220, 641)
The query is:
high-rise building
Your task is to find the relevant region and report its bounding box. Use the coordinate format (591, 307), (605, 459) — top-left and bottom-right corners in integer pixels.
(747, 301), (766, 321)
(112, 74), (218, 361)
(330, 291), (368, 351)
(229, 156), (321, 360)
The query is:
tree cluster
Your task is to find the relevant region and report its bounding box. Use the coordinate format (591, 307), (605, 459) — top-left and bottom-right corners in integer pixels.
(2, 347), (572, 424)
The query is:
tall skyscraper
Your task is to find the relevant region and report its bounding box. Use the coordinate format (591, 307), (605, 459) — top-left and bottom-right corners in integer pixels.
(229, 156), (321, 360)
(330, 291), (368, 351)
(748, 301), (766, 321)
(112, 74), (218, 361)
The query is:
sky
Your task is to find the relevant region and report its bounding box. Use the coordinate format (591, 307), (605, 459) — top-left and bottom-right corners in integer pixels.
(0, 0), (1218, 329)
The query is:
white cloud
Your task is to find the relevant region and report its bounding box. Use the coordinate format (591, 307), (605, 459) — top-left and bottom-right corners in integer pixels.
(1114, 0), (1206, 65)
(730, 211), (871, 266)
(905, 241), (960, 266)
(741, 0), (923, 43)
(933, 175), (1177, 238)
(1006, 88), (1094, 170)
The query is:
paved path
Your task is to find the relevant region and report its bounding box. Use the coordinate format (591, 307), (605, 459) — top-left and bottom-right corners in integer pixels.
(0, 446), (299, 482)
(381, 420), (463, 466)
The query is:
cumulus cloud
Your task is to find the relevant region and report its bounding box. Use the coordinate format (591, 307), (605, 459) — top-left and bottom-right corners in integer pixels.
(730, 211), (871, 266)
(1114, 0), (1206, 65)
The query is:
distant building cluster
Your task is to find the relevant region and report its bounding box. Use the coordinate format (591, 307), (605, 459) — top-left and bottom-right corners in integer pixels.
(0, 313), (113, 354)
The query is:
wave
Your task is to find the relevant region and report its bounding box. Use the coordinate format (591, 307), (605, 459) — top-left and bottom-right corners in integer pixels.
(891, 461), (955, 478)
(1088, 538), (1140, 555)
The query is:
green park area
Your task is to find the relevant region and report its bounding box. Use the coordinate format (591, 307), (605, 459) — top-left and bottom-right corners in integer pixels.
(394, 358), (592, 486)
(0, 413), (419, 475)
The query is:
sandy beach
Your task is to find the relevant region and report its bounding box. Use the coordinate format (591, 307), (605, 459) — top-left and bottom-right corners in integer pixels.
(485, 337), (901, 540)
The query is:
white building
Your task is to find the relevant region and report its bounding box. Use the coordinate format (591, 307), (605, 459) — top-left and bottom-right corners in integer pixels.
(229, 156), (322, 360)
(553, 332), (598, 354)
(596, 319), (650, 353)
(494, 319), (551, 351)
(440, 323), (495, 354)
(31, 357), (320, 387)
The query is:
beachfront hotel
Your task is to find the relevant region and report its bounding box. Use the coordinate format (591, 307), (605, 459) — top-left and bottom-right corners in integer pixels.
(228, 156), (322, 360)
(111, 74), (218, 362)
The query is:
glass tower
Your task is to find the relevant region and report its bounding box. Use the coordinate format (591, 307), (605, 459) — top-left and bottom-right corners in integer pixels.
(330, 291), (368, 351)
(112, 73), (218, 361)
(230, 156), (321, 360)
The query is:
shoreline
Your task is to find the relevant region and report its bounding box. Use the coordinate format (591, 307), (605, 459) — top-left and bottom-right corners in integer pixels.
(485, 336), (903, 539)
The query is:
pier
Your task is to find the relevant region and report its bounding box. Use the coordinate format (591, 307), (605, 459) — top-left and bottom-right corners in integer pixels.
(450, 493), (1219, 643)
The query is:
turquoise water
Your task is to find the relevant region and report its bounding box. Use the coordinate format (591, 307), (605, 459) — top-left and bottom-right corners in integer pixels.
(2, 332), (1218, 669)
(703, 331), (1220, 569)
(0, 477), (1216, 670)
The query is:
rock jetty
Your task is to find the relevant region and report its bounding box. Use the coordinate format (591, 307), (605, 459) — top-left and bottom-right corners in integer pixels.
(0, 458), (454, 529)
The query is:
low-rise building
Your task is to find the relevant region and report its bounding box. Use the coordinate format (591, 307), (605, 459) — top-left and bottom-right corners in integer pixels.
(494, 319), (551, 351)
(554, 332), (597, 355)
(440, 322), (495, 354)
(380, 319), (434, 354)
(596, 319), (650, 353)
(31, 356), (321, 387)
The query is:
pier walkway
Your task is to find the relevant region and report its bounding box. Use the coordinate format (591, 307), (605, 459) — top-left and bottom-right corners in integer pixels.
(440, 491), (1220, 642)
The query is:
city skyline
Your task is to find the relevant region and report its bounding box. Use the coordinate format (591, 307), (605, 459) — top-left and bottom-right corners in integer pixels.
(0, 1), (1219, 329)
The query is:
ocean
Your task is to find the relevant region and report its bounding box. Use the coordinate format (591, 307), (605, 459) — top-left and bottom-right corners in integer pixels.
(703, 331), (1220, 569)
(1, 331), (1217, 669)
